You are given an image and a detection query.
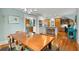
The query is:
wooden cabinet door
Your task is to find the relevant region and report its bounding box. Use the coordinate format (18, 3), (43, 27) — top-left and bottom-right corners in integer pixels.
(44, 19), (50, 27)
(55, 18), (61, 27)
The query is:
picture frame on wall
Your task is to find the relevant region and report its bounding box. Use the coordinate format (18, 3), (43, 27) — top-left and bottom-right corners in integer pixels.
(9, 16), (19, 24)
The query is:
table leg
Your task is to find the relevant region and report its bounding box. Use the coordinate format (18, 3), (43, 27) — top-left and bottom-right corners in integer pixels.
(48, 42), (51, 50)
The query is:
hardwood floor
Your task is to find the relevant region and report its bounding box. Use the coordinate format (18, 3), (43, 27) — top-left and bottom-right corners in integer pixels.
(51, 32), (78, 51)
(0, 44), (9, 51)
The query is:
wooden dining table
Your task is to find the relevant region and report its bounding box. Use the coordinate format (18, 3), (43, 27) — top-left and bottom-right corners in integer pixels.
(11, 34), (54, 51)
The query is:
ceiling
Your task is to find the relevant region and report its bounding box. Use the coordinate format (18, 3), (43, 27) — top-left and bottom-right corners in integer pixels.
(26, 8), (76, 18)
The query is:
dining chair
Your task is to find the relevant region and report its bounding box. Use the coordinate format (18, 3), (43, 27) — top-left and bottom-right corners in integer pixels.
(15, 31), (27, 51)
(8, 34), (14, 51)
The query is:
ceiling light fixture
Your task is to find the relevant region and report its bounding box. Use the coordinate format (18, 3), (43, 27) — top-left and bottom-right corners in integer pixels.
(23, 8), (38, 14)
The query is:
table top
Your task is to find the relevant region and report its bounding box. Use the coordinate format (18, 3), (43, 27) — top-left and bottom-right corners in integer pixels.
(20, 34), (54, 51)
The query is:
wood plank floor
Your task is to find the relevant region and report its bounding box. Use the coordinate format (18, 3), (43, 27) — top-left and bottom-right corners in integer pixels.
(51, 32), (78, 51)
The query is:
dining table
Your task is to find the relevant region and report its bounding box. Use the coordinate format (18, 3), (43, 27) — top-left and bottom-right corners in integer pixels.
(21, 34), (54, 51)
(8, 34), (54, 51)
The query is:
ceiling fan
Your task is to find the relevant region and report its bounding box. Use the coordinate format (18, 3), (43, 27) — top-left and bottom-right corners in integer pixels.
(24, 8), (38, 14)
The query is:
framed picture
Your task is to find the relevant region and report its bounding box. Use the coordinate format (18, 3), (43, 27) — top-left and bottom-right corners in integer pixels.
(9, 16), (19, 24)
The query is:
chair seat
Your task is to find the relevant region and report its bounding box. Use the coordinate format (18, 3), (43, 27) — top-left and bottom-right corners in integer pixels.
(24, 48), (31, 51)
(15, 45), (22, 51)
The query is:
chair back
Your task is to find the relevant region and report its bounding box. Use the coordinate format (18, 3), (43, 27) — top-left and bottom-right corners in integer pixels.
(15, 31), (26, 41)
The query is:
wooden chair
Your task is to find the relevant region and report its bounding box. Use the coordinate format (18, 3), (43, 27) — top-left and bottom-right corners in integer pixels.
(15, 31), (27, 51)
(8, 34), (15, 50)
(16, 31), (26, 39)
(7, 31), (27, 51)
